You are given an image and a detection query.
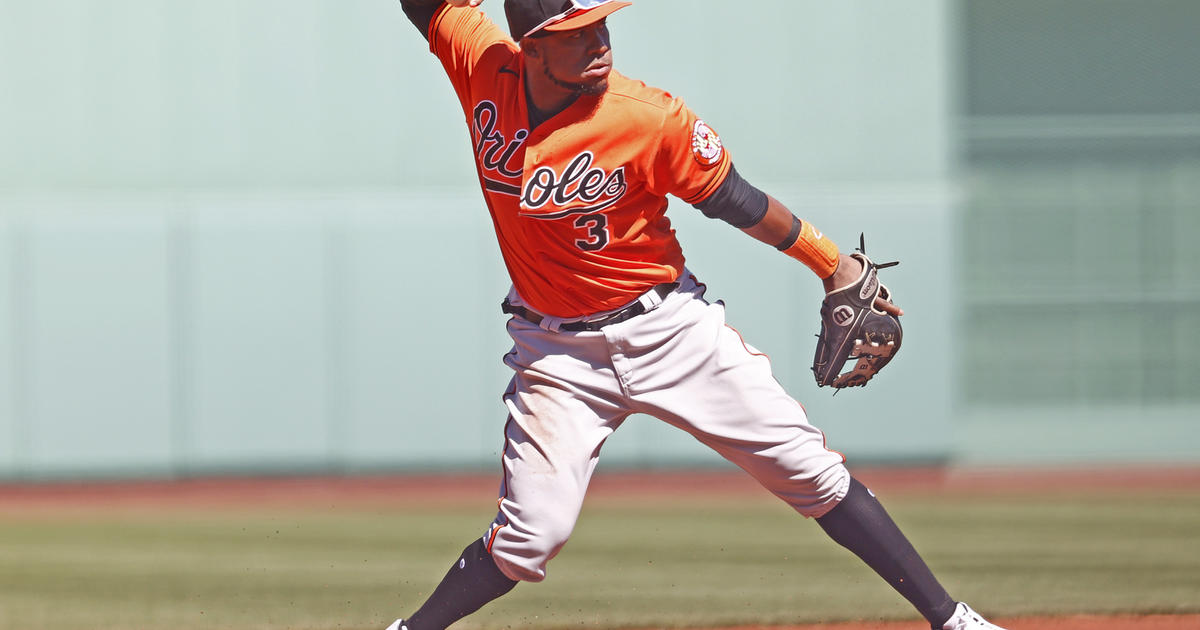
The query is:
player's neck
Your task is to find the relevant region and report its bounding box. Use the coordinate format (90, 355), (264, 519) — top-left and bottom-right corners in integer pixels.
(524, 71), (581, 129)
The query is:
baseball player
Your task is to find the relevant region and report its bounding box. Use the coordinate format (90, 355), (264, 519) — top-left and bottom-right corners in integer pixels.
(386, 1), (1007, 629)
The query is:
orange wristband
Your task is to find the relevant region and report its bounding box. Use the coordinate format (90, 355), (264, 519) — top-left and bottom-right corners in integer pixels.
(776, 217), (839, 278)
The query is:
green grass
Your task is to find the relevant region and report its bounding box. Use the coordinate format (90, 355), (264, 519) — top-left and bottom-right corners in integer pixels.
(1, 490), (1198, 629)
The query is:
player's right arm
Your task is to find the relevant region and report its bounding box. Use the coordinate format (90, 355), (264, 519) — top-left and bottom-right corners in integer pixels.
(398, 0), (512, 108)
(399, 0), (483, 39)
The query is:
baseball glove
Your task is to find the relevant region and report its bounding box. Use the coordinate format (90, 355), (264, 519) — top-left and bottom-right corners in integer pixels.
(812, 238), (902, 389)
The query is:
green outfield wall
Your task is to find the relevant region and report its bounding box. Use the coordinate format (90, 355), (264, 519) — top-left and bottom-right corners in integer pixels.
(0, 0), (1196, 480)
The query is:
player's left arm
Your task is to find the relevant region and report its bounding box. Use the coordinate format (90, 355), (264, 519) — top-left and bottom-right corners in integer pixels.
(653, 98), (898, 312)
(695, 171), (902, 316)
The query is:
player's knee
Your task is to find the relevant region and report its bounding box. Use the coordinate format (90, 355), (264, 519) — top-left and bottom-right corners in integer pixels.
(484, 514), (576, 583)
(778, 462), (852, 519)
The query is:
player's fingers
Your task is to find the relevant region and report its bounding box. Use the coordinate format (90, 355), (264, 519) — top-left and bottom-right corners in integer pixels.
(875, 297), (903, 317)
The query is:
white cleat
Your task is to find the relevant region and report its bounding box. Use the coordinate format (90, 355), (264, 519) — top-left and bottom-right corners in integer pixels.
(940, 602), (1008, 630)
(383, 619), (408, 630)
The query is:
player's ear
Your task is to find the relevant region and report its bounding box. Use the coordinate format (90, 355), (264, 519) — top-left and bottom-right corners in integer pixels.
(522, 38), (541, 58)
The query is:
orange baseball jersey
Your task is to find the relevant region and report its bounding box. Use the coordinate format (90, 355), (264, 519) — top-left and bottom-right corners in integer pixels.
(426, 5), (732, 318)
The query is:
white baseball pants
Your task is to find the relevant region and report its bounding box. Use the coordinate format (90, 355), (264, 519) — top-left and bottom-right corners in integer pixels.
(484, 272), (851, 582)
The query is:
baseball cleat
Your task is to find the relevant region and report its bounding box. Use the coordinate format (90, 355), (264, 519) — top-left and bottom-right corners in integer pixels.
(383, 619), (408, 630)
(938, 602), (1007, 630)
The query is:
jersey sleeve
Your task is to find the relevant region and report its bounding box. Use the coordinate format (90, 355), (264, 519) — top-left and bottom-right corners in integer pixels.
(648, 98), (734, 205)
(427, 5), (516, 107)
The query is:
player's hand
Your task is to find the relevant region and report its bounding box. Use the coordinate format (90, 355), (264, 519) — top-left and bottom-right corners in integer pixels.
(445, 0), (484, 7)
(822, 254), (904, 317)
(813, 249), (903, 388)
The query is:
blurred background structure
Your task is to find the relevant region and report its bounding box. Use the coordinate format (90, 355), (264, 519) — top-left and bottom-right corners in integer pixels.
(0, 0), (1197, 481)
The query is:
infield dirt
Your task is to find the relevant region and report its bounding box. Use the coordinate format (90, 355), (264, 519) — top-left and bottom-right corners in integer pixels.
(695, 614), (1200, 630)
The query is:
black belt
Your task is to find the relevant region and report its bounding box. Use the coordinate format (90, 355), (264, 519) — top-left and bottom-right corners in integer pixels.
(502, 282), (679, 332)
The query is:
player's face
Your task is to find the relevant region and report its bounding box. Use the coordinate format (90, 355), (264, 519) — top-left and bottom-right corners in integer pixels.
(529, 21), (613, 95)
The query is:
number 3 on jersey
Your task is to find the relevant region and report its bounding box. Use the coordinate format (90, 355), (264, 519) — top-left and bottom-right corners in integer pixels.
(574, 214), (609, 251)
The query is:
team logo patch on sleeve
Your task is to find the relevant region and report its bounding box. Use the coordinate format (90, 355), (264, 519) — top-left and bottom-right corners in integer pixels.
(691, 120), (723, 167)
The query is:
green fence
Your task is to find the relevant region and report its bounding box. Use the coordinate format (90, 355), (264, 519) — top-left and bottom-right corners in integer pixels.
(1, 0), (1197, 479)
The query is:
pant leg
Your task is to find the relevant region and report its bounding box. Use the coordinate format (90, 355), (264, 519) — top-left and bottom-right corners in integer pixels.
(606, 275), (850, 518)
(484, 317), (631, 583)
